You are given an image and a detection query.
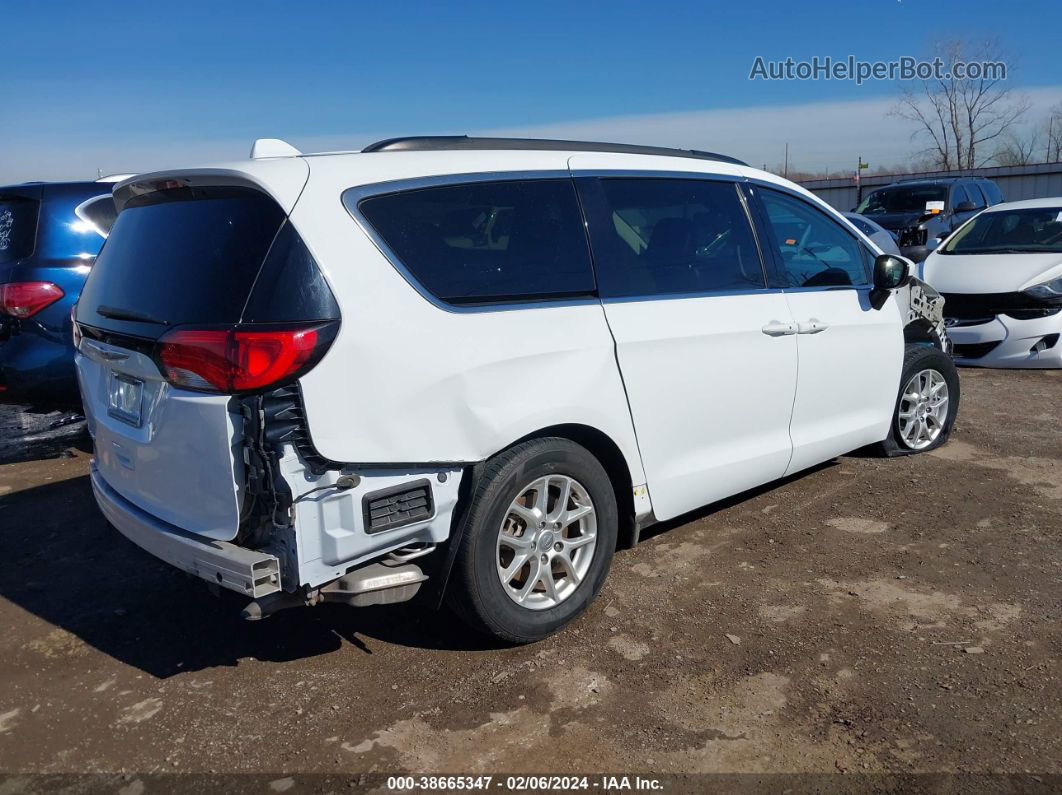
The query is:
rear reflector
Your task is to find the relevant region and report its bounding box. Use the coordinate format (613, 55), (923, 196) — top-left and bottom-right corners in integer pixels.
(157, 322), (337, 393)
(0, 282), (65, 318)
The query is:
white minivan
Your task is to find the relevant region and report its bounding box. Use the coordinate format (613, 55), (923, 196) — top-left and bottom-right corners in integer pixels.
(74, 137), (959, 642)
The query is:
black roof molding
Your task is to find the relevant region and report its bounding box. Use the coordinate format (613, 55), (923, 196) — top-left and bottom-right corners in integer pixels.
(892, 175), (983, 185)
(362, 135), (749, 167)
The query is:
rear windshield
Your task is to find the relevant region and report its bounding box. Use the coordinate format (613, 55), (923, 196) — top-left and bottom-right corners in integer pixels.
(78, 186), (286, 336)
(0, 196), (39, 264)
(856, 185), (947, 216)
(942, 207), (1062, 254)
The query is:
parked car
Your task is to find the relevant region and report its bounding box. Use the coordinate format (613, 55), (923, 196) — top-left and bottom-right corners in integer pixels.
(854, 176), (1003, 262)
(843, 212), (901, 255)
(1, 178), (125, 405)
(922, 197), (1062, 368)
(74, 136), (959, 642)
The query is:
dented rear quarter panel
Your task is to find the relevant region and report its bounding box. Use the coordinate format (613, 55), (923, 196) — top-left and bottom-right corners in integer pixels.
(287, 153), (647, 486)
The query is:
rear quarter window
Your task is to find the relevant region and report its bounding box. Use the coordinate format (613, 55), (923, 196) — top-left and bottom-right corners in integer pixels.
(75, 194), (118, 238)
(0, 197), (38, 263)
(354, 179), (595, 305)
(980, 181), (1003, 205)
(965, 183), (987, 208)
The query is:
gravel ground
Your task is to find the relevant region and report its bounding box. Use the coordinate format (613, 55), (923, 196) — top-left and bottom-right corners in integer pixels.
(0, 369), (1059, 786)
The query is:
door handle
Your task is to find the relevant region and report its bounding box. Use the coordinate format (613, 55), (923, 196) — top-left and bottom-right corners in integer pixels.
(761, 320), (798, 337)
(797, 318), (829, 335)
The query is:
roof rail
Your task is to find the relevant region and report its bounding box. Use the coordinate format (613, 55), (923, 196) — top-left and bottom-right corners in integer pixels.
(361, 136), (748, 166)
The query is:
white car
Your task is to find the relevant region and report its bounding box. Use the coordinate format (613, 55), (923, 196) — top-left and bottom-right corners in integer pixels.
(73, 136), (959, 642)
(922, 197), (1062, 368)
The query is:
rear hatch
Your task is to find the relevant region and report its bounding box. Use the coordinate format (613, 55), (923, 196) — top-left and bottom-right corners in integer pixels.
(75, 178), (339, 540)
(1, 187), (42, 343)
(0, 188), (40, 270)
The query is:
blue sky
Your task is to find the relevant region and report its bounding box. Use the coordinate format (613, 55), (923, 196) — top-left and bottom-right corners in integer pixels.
(2, 0), (1060, 181)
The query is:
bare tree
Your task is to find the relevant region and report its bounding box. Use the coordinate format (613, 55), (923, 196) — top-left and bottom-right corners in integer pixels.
(1045, 102), (1062, 162)
(993, 130), (1039, 166)
(893, 39), (1029, 170)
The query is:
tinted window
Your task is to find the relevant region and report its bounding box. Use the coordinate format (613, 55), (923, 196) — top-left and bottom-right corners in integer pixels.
(952, 185), (971, 207)
(760, 190), (870, 288)
(0, 197), (38, 264)
(856, 184), (947, 215)
(242, 222), (340, 323)
(942, 207), (1062, 254)
(76, 194), (118, 237)
(78, 186), (286, 337)
(966, 182), (987, 208)
(357, 180), (594, 304)
(585, 178), (764, 297)
(980, 181), (1003, 205)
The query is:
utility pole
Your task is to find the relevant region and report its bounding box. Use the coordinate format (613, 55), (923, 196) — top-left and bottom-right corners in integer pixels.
(783, 143), (789, 179)
(855, 156), (869, 206)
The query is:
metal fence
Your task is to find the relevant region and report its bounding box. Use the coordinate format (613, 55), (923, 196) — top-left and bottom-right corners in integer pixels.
(800, 161), (1062, 211)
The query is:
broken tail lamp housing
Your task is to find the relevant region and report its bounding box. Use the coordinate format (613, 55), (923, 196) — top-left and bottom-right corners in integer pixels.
(156, 321), (338, 394)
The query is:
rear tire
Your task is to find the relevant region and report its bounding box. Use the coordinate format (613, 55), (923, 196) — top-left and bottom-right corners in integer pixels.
(877, 343), (960, 457)
(447, 437), (618, 643)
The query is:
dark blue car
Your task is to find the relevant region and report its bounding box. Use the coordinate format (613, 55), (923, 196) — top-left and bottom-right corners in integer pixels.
(1, 180), (119, 406)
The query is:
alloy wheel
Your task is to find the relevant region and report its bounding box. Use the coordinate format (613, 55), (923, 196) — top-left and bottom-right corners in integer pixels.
(898, 368), (950, 450)
(496, 474), (597, 610)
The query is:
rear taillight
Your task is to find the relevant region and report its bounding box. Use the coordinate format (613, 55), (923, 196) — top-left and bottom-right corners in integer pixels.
(157, 322), (337, 393)
(0, 282), (65, 318)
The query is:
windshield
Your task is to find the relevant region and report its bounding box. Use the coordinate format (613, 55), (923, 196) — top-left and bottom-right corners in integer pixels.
(0, 197), (38, 264)
(942, 207), (1062, 254)
(856, 185), (947, 216)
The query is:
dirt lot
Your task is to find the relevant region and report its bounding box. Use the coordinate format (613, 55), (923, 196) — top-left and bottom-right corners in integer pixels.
(0, 369), (1059, 785)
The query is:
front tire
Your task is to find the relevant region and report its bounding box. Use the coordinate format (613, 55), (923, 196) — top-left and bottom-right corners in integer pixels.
(447, 438), (618, 643)
(878, 343), (960, 456)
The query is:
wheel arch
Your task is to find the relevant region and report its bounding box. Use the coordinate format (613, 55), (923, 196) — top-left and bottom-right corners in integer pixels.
(904, 318), (945, 350)
(509, 423), (638, 551)
(423, 422), (640, 611)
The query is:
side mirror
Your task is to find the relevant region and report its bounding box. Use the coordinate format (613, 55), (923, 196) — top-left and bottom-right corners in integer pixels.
(870, 254), (911, 310)
(954, 201), (977, 213)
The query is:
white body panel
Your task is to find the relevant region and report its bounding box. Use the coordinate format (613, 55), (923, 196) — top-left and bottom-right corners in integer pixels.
(76, 340), (244, 541)
(289, 152), (647, 487)
(275, 451), (464, 588)
(783, 289), (903, 473)
(944, 314), (1062, 368)
(923, 251), (1062, 295)
(597, 293), (798, 521)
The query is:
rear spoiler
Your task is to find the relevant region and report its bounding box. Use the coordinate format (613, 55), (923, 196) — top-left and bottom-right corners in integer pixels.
(112, 161), (310, 215)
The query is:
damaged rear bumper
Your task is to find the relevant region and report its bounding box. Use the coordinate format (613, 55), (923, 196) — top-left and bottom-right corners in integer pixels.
(91, 463), (282, 598)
